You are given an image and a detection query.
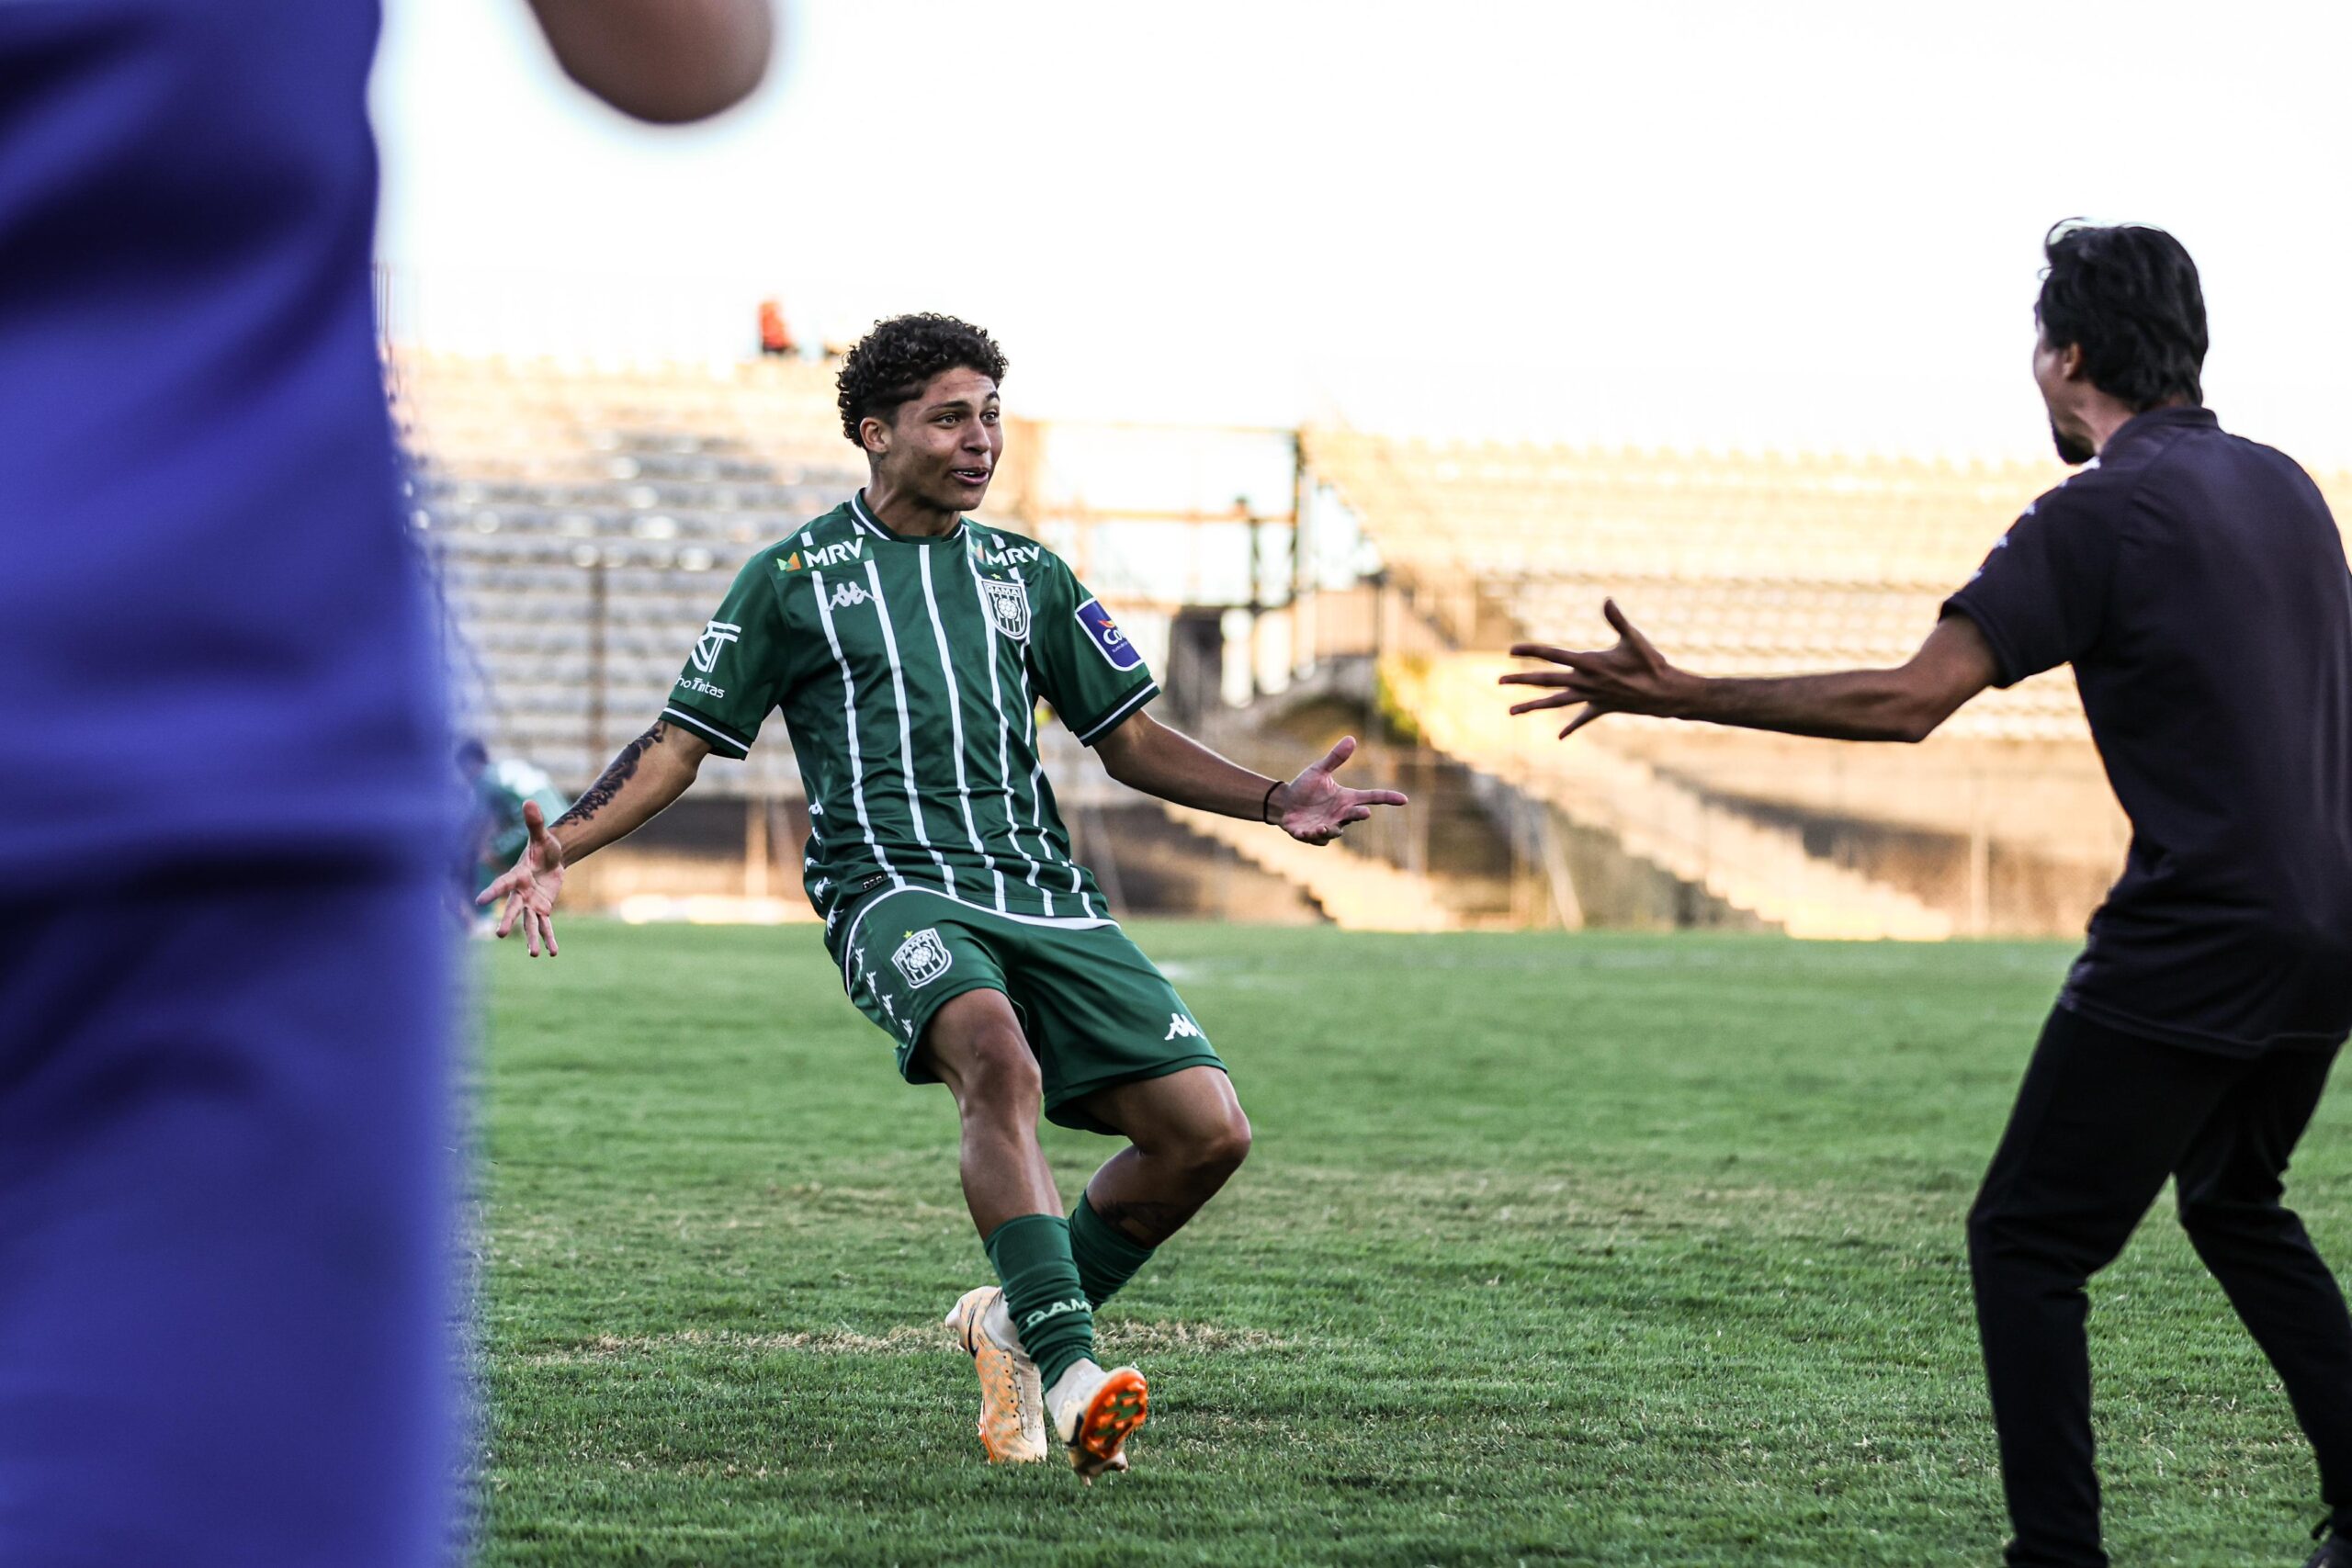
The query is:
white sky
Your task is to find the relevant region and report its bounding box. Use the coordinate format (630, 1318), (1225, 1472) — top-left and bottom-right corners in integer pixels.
(374, 0), (2352, 464)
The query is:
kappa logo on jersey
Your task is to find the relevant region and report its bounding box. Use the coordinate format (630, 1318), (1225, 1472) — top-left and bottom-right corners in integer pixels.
(891, 928), (954, 987)
(1076, 598), (1144, 672)
(782, 538), (867, 572)
(980, 576), (1032, 640)
(691, 620), (740, 673)
(1164, 1012), (1204, 1042)
(829, 581), (872, 611)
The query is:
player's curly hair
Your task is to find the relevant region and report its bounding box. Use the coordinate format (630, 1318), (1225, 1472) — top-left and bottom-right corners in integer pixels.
(2038, 220), (2206, 411)
(835, 313), (1009, 446)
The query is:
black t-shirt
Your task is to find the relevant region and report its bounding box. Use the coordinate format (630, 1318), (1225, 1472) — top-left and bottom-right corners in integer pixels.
(1943, 406), (2352, 1055)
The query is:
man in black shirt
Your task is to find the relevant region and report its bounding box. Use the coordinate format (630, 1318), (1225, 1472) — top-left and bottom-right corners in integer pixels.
(1502, 221), (2352, 1567)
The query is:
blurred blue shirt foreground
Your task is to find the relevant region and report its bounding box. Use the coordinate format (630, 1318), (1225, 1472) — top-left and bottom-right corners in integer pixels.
(0, 0), (448, 888)
(0, 5), (457, 1565)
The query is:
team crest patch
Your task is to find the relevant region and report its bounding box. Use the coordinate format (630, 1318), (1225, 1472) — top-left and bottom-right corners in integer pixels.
(1075, 598), (1143, 671)
(980, 576), (1031, 640)
(890, 928), (954, 988)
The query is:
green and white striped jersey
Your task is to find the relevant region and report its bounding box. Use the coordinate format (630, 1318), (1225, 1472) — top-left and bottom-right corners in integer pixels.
(664, 491), (1159, 945)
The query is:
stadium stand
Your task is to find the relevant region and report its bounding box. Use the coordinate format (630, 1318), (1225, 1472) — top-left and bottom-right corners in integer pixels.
(390, 351), (1473, 926)
(1385, 654), (1953, 940)
(1305, 430), (2086, 736)
(1146, 800), (1451, 931)
(1306, 429), (2352, 937)
(392, 352), (856, 795)
(392, 352), (2347, 938)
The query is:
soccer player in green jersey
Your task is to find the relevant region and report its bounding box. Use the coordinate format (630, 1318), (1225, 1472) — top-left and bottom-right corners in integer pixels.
(481, 314), (1408, 1477)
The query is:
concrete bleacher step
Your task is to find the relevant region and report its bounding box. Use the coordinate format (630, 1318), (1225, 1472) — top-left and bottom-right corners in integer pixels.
(1385, 654), (1952, 941)
(1149, 799), (1463, 932)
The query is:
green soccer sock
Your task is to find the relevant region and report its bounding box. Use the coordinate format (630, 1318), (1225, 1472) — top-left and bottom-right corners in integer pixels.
(983, 1213), (1096, 1391)
(1069, 1194), (1156, 1310)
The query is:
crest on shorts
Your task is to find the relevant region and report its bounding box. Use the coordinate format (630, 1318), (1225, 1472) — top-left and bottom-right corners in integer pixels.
(891, 928), (954, 988)
(980, 576), (1031, 640)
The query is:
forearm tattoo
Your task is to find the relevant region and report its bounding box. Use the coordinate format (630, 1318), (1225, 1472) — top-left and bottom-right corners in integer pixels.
(552, 721), (668, 832)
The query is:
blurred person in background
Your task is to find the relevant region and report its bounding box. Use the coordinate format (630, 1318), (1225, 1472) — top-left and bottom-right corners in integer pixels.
(458, 740), (572, 917)
(1502, 222), (2352, 1567)
(0, 4), (770, 1565)
(759, 297), (797, 357)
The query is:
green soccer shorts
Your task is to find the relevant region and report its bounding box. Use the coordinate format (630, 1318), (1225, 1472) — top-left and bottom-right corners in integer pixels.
(833, 887), (1225, 1134)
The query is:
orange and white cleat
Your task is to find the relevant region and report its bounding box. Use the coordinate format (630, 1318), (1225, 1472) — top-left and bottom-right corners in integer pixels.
(944, 1286), (1047, 1463)
(1052, 1362), (1148, 1480)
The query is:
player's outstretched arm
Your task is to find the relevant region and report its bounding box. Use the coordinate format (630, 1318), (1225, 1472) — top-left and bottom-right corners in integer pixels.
(1499, 599), (1998, 744)
(1091, 712), (1408, 847)
(476, 720), (712, 955)
(525, 0), (774, 124)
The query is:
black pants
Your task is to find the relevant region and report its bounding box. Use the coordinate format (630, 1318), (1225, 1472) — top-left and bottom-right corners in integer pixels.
(1969, 1006), (2352, 1566)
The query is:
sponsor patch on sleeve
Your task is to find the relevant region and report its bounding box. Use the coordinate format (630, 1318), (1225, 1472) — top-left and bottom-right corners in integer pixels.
(1075, 598), (1143, 672)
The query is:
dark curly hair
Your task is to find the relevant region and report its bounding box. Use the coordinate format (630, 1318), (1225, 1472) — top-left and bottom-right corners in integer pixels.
(2038, 221), (2207, 411)
(835, 313), (1009, 445)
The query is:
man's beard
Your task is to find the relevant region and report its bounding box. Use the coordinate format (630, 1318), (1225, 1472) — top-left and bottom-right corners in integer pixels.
(2051, 421), (2096, 466)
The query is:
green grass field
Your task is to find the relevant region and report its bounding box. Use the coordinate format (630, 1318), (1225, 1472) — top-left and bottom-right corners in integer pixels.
(476, 921), (2352, 1566)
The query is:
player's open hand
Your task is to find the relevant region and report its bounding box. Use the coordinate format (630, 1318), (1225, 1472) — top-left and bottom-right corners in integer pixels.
(476, 799), (568, 956)
(1272, 736), (1408, 846)
(1499, 599), (1698, 739)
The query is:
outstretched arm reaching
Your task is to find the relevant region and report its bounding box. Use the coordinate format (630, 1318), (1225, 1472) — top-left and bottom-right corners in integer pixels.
(1091, 711), (1408, 847)
(1499, 599), (1999, 744)
(476, 720), (712, 955)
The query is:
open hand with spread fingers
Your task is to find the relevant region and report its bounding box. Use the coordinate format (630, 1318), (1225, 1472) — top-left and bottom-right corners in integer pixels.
(1498, 598), (1701, 739)
(1269, 736), (1409, 846)
(475, 798), (568, 956)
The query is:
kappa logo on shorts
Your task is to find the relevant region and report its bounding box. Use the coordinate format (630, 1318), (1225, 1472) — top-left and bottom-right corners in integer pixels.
(979, 575), (1031, 640)
(1165, 1012), (1204, 1041)
(891, 928), (954, 988)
